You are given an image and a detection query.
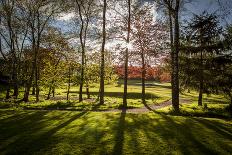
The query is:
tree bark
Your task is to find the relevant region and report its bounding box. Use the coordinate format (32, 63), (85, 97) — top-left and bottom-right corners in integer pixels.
(172, 7), (180, 112)
(22, 20), (37, 102)
(67, 66), (71, 100)
(47, 86), (52, 100)
(86, 84), (90, 99)
(141, 52), (146, 105)
(23, 84), (30, 102)
(12, 62), (18, 98)
(198, 29), (204, 106)
(5, 85), (10, 99)
(35, 66), (40, 102)
(32, 85), (36, 95)
(99, 0), (107, 105)
(198, 50), (203, 106)
(77, 3), (84, 102)
(123, 0), (131, 108)
(76, 0), (90, 102)
(52, 88), (55, 97)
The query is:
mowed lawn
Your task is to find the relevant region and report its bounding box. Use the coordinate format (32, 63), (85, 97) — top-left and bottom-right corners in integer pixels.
(0, 81), (231, 154)
(0, 109), (231, 155)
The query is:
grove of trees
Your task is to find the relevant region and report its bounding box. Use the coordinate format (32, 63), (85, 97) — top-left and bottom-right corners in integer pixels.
(0, 0), (231, 112)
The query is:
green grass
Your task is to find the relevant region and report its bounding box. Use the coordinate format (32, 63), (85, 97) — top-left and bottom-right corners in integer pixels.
(0, 109), (231, 155)
(0, 81), (172, 110)
(0, 81), (231, 154)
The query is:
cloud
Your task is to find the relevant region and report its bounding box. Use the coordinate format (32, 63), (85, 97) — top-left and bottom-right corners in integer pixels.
(58, 12), (75, 21)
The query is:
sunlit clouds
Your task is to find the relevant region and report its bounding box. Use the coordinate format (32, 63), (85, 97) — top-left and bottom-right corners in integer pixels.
(58, 12), (75, 21)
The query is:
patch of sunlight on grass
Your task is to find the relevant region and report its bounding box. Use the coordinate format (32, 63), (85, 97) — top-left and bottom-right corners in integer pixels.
(0, 110), (231, 154)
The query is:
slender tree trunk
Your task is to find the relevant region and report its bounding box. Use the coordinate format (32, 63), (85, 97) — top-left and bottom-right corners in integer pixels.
(23, 84), (30, 102)
(86, 84), (90, 99)
(47, 86), (51, 100)
(32, 85), (35, 95)
(198, 50), (203, 106)
(12, 62), (18, 98)
(36, 66), (40, 102)
(52, 88), (55, 97)
(76, 1), (89, 102)
(198, 84), (203, 106)
(5, 85), (10, 99)
(141, 52), (146, 105)
(79, 63), (84, 102)
(100, 0), (107, 105)
(198, 29), (204, 106)
(123, 0), (131, 108)
(172, 8), (180, 112)
(13, 83), (18, 98)
(230, 95), (232, 106)
(22, 34), (36, 102)
(67, 67), (71, 100)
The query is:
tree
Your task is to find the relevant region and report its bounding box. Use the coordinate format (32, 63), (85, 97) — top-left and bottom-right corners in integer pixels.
(75, 0), (95, 102)
(180, 12), (222, 106)
(122, 0), (131, 108)
(160, 0), (181, 112)
(0, 0), (19, 99)
(131, 3), (167, 105)
(21, 0), (64, 102)
(99, 0), (106, 105)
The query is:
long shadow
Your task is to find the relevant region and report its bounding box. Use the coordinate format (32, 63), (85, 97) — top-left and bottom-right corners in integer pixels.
(66, 91), (159, 100)
(117, 80), (172, 89)
(192, 117), (232, 139)
(154, 113), (219, 154)
(1, 111), (88, 154)
(112, 108), (126, 155)
(142, 101), (154, 111)
(155, 109), (231, 120)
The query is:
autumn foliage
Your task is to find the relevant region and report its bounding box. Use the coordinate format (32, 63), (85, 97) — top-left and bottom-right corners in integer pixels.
(114, 65), (171, 82)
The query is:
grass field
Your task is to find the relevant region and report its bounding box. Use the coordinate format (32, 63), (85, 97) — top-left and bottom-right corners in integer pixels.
(0, 80), (172, 110)
(0, 80), (231, 154)
(0, 110), (231, 155)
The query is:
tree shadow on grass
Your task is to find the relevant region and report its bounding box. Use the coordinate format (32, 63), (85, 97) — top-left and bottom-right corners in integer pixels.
(0, 110), (88, 154)
(156, 113), (218, 154)
(67, 91), (159, 100)
(112, 108), (126, 155)
(155, 107), (231, 120)
(125, 111), (231, 154)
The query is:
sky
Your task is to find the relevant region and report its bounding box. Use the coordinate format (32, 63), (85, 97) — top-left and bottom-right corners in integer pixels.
(182, 0), (232, 25)
(57, 0), (232, 30)
(56, 0), (231, 46)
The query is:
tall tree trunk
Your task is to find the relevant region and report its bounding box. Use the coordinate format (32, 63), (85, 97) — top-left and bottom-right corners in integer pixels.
(172, 7), (180, 112)
(75, 1), (91, 102)
(5, 85), (10, 99)
(35, 65), (40, 102)
(230, 94), (232, 106)
(23, 84), (30, 102)
(13, 84), (18, 98)
(52, 87), (55, 97)
(79, 65), (84, 102)
(32, 85), (35, 95)
(198, 28), (204, 106)
(86, 84), (90, 99)
(198, 50), (203, 106)
(47, 86), (52, 100)
(100, 0), (107, 105)
(67, 66), (71, 100)
(123, 0), (131, 108)
(22, 31), (36, 102)
(141, 52), (146, 105)
(12, 62), (18, 98)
